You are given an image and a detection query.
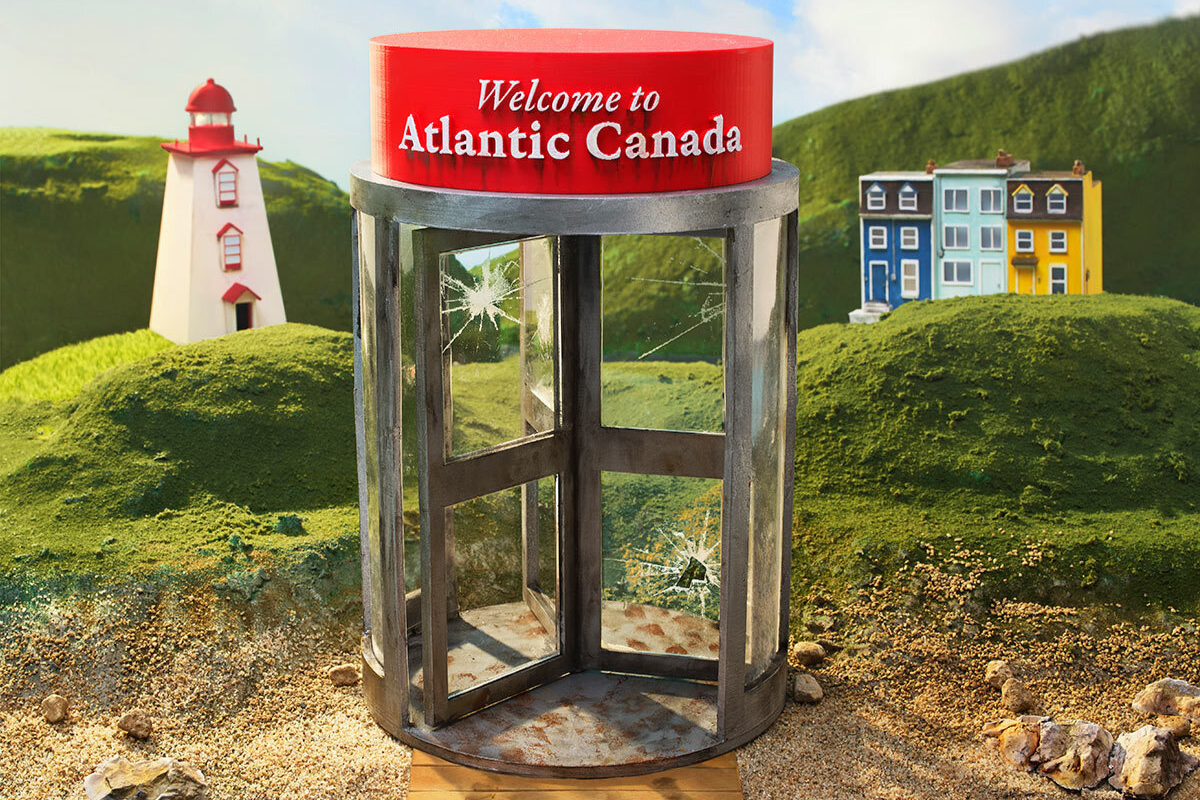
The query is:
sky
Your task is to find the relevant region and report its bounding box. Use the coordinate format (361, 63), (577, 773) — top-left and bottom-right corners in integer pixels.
(2, 0), (1197, 189)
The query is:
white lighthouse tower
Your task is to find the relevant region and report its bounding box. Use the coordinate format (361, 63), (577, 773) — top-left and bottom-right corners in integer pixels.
(150, 78), (286, 343)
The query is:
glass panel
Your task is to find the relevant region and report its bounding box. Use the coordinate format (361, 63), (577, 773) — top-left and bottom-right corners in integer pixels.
(442, 238), (556, 458)
(447, 482), (559, 696)
(601, 471), (721, 659)
(746, 217), (789, 684)
(601, 235), (724, 432)
(525, 476), (559, 614)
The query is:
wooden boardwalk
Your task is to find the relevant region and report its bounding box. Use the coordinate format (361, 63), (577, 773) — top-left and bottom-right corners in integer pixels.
(409, 750), (745, 799)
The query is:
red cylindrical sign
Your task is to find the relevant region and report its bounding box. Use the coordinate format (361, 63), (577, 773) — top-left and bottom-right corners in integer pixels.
(370, 29), (773, 194)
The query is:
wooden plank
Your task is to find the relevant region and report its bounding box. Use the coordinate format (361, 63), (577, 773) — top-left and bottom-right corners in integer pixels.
(597, 427), (724, 480)
(408, 792), (742, 799)
(409, 751), (737, 769)
(409, 764), (742, 793)
(717, 224), (752, 737)
(779, 209), (799, 655)
(556, 236), (580, 667)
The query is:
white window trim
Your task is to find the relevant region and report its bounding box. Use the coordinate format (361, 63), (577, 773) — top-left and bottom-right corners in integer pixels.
(1047, 190), (1067, 214)
(943, 224), (969, 250)
(900, 226), (918, 250)
(900, 259), (920, 299)
(1049, 263), (1068, 294)
(898, 184), (918, 211)
(943, 187), (968, 213)
(979, 188), (1004, 214)
(942, 258), (973, 286)
(980, 225), (1004, 251)
(866, 185), (886, 211)
(869, 226), (887, 250)
(1049, 230), (1068, 254)
(1014, 191), (1033, 214)
(1015, 230), (1035, 253)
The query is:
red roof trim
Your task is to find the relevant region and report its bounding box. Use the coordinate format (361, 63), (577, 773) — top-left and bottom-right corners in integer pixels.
(222, 282), (262, 303)
(211, 158), (239, 174)
(160, 141), (262, 157)
(216, 222), (243, 237)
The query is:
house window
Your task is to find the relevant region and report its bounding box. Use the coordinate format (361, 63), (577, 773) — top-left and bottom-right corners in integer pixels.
(1013, 188), (1033, 213)
(215, 164), (238, 207)
(1050, 264), (1068, 294)
(898, 184), (918, 211)
(943, 188), (968, 212)
(1047, 187), (1067, 213)
(980, 188), (1003, 213)
(900, 227), (918, 250)
(1015, 230), (1034, 253)
(869, 226), (887, 249)
(1049, 231), (1068, 253)
(219, 225), (243, 270)
(980, 225), (1004, 251)
(866, 184), (886, 211)
(942, 259), (972, 285)
(901, 260), (920, 298)
(943, 225), (969, 249)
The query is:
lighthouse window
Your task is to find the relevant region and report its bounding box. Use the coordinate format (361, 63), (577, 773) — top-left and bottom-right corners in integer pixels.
(221, 232), (242, 270)
(192, 112), (230, 126)
(215, 167), (238, 207)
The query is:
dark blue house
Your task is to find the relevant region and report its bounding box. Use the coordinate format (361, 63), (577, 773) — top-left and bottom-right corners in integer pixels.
(853, 170), (934, 321)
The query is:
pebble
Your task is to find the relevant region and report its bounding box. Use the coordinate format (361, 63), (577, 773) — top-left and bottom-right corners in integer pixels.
(791, 641), (826, 667)
(1001, 678), (1035, 713)
(792, 673), (824, 704)
(41, 694), (69, 723)
(328, 663), (360, 686)
(984, 659), (1013, 690)
(117, 711), (153, 739)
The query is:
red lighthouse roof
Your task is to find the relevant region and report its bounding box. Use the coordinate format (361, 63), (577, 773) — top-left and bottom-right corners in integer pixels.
(163, 77), (261, 158)
(186, 78), (236, 113)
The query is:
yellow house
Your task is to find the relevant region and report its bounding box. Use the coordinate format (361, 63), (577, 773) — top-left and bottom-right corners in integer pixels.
(1006, 162), (1102, 295)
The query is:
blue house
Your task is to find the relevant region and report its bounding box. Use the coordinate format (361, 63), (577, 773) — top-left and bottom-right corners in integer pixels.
(852, 169), (934, 321)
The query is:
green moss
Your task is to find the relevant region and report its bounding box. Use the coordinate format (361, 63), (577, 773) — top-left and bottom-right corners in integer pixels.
(0, 329), (171, 402)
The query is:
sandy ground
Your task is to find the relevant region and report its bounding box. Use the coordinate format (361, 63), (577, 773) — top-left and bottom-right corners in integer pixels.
(3, 562), (1198, 800)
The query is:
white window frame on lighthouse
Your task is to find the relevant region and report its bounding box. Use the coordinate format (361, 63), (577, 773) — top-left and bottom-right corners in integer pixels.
(213, 160), (239, 207)
(218, 223), (244, 271)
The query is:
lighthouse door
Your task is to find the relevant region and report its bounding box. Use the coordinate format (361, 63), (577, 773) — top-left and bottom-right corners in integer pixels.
(235, 302), (253, 331)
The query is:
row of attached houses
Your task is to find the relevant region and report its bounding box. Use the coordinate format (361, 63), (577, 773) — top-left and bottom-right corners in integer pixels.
(851, 151), (1102, 321)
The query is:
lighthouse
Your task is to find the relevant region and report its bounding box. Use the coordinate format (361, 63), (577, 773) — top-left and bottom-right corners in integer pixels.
(149, 78), (286, 343)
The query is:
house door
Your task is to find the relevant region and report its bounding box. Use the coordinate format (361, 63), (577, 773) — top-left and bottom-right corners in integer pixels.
(869, 261), (888, 303)
(980, 261), (1004, 295)
(235, 302), (253, 330)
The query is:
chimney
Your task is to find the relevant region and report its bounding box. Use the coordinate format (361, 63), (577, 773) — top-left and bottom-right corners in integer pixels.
(1072, 159), (1086, 176)
(925, 158), (937, 174)
(995, 149), (1015, 168)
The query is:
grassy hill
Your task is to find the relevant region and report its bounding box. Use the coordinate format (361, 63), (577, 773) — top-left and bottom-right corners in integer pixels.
(6, 19), (1197, 370)
(774, 16), (1200, 325)
(0, 129), (350, 369)
(3, 294), (1197, 612)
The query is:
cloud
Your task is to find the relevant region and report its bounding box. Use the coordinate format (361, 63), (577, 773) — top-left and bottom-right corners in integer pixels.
(1174, 0), (1200, 16)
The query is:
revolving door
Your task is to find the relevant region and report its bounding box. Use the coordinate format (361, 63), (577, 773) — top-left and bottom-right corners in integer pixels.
(352, 159), (800, 776)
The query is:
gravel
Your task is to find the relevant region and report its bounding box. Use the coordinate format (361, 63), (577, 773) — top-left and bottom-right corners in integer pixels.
(3, 557), (1197, 799)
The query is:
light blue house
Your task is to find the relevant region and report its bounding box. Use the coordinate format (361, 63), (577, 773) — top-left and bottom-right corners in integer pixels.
(857, 171), (934, 312)
(932, 151), (1029, 298)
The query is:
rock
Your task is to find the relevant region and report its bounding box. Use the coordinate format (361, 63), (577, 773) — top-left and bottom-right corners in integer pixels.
(328, 663), (360, 686)
(791, 641), (826, 666)
(792, 673), (823, 703)
(1160, 716), (1191, 739)
(83, 756), (207, 800)
(1001, 678), (1035, 713)
(117, 710), (153, 739)
(41, 694), (69, 723)
(1108, 725), (1199, 797)
(1037, 720), (1114, 790)
(981, 715), (1048, 771)
(985, 660), (1014, 690)
(817, 638), (842, 654)
(1131, 678), (1200, 721)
